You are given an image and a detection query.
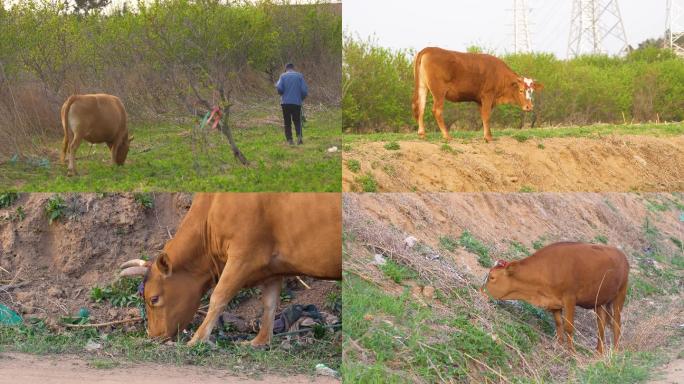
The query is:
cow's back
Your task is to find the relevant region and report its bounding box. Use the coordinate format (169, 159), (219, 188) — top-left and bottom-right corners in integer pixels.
(68, 94), (127, 143)
(524, 242), (629, 308)
(417, 47), (517, 102)
(197, 193), (342, 280)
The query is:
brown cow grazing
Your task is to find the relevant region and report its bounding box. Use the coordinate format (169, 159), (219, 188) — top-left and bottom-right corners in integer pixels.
(60, 93), (132, 176)
(413, 47), (544, 142)
(120, 193), (342, 347)
(482, 242), (629, 354)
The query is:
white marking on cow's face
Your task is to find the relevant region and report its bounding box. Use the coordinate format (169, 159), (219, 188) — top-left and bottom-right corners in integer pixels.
(523, 77), (534, 101)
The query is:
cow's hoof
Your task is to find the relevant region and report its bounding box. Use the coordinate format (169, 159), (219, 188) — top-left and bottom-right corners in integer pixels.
(484, 136), (493, 143)
(418, 132), (426, 139)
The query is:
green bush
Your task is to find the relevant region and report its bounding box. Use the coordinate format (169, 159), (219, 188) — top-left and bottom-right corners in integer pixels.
(45, 195), (67, 224)
(343, 37), (684, 132)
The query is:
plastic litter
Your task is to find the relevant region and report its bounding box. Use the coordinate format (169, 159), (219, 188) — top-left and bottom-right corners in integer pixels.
(0, 304), (22, 325)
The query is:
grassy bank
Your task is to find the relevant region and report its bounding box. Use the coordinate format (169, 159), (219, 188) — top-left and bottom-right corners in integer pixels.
(343, 122), (684, 145)
(0, 109), (341, 192)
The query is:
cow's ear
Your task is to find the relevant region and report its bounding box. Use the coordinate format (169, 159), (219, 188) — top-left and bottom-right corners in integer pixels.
(156, 252), (172, 277)
(533, 82), (544, 91)
(505, 262), (517, 276)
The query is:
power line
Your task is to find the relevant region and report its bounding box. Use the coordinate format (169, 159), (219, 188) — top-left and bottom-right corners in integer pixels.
(666, 0), (684, 56)
(512, 0), (533, 53)
(567, 0), (629, 57)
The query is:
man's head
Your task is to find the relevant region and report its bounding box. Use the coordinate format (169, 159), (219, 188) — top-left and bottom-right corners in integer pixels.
(120, 254), (205, 340)
(285, 63), (295, 70)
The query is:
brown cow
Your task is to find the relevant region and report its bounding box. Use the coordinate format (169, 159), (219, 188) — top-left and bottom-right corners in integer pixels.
(120, 193), (342, 347)
(482, 242), (629, 353)
(60, 94), (132, 176)
(413, 47), (544, 142)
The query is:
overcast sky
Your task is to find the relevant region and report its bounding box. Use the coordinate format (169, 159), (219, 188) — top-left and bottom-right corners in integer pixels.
(343, 0), (669, 58)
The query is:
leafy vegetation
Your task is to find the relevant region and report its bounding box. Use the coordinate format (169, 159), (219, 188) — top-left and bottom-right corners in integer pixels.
(355, 173), (378, 192)
(343, 36), (684, 132)
(383, 141), (400, 150)
(439, 235), (458, 252)
(44, 195), (67, 224)
(0, 192), (19, 208)
(90, 276), (142, 308)
(459, 230), (492, 267)
(133, 193), (154, 210)
(346, 159), (360, 173)
(380, 259), (417, 284)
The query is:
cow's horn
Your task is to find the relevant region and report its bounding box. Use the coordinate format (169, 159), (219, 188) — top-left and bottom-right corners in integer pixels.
(120, 259), (147, 268)
(120, 266), (148, 277)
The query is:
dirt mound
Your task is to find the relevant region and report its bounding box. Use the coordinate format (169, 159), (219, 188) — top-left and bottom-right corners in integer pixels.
(343, 192), (683, 357)
(343, 135), (684, 192)
(0, 193), (337, 331)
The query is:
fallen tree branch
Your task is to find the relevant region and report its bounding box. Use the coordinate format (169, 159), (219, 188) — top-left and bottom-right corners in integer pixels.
(295, 276), (311, 289)
(63, 317), (143, 328)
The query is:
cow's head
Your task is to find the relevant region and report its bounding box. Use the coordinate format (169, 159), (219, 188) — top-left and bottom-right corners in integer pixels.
(511, 77), (543, 112)
(481, 259), (517, 299)
(113, 136), (133, 165)
(120, 253), (204, 340)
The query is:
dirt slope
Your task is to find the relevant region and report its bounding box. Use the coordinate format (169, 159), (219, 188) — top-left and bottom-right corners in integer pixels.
(0, 352), (337, 384)
(0, 193), (337, 328)
(343, 135), (684, 192)
(343, 193), (684, 380)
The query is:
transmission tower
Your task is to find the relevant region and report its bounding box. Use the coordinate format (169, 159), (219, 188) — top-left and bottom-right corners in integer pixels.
(567, 0), (629, 57)
(512, 0), (532, 53)
(667, 0), (684, 56)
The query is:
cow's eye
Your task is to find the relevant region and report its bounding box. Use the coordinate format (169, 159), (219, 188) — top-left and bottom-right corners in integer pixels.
(150, 296), (159, 305)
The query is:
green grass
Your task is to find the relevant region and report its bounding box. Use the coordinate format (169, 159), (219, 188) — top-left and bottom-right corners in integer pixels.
(90, 276), (143, 308)
(133, 193), (154, 210)
(379, 259), (417, 284)
(0, 109), (341, 192)
(343, 122), (684, 144)
(0, 321), (340, 377)
(346, 159), (361, 173)
(439, 235), (458, 252)
(355, 173), (378, 192)
(342, 273), (513, 383)
(459, 230), (493, 267)
(0, 192), (19, 208)
(383, 141), (400, 150)
(593, 235), (609, 244)
(577, 351), (662, 384)
(45, 195), (67, 224)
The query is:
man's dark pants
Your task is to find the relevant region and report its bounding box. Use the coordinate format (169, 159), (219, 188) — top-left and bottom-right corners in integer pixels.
(281, 104), (302, 142)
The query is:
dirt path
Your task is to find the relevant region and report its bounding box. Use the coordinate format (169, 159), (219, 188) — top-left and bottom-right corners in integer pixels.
(0, 353), (338, 384)
(649, 359), (684, 384)
(343, 135), (684, 192)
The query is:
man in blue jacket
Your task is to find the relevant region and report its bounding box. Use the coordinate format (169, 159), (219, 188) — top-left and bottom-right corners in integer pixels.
(276, 63), (308, 145)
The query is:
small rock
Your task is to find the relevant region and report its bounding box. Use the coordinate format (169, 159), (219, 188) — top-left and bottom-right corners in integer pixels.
(422, 286), (435, 299)
(327, 146), (338, 153)
(404, 236), (418, 248)
(315, 364), (340, 378)
(85, 340), (102, 352)
(370, 254), (386, 266)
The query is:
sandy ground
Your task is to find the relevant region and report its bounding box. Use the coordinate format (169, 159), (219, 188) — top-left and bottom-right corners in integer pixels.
(343, 135), (684, 192)
(649, 359), (684, 384)
(0, 353), (338, 384)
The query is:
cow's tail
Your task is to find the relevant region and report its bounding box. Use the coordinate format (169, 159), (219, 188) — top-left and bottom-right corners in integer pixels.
(412, 49), (426, 121)
(60, 95), (77, 163)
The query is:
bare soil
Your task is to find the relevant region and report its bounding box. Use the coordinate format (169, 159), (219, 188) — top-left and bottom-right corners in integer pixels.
(0, 352), (338, 384)
(343, 135), (684, 192)
(0, 193), (337, 332)
(649, 358), (684, 384)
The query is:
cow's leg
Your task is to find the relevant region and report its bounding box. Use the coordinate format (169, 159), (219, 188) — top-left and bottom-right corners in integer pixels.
(551, 309), (565, 344)
(431, 93), (451, 140)
(562, 299), (576, 352)
(187, 260), (251, 346)
(595, 305), (609, 354)
(479, 101), (494, 143)
(250, 276), (282, 347)
(416, 83), (429, 139)
(67, 134), (83, 176)
(611, 285), (627, 351)
(61, 131), (70, 164)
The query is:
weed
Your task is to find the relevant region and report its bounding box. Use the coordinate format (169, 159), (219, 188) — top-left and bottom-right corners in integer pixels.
(459, 230), (492, 267)
(0, 192), (18, 208)
(356, 174), (377, 192)
(439, 235), (458, 252)
(508, 240), (530, 257)
(90, 358), (119, 369)
(537, 143), (545, 149)
(532, 237), (547, 250)
(45, 195), (67, 224)
(593, 235), (608, 244)
(346, 159), (361, 173)
(670, 237), (683, 250)
(90, 276), (142, 308)
(383, 141), (400, 150)
(440, 144), (454, 153)
(519, 185), (535, 193)
(578, 351), (661, 384)
(15, 206), (25, 221)
(134, 193), (154, 210)
(512, 133), (530, 142)
(380, 259), (417, 283)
